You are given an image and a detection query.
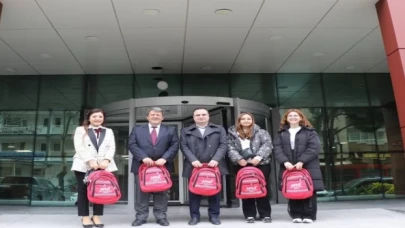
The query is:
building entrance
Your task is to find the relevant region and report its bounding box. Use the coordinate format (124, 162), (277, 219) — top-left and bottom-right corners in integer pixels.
(102, 96), (278, 208)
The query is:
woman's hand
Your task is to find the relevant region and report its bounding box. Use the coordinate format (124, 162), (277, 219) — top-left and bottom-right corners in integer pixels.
(284, 162), (294, 171)
(237, 159), (247, 166)
(89, 160), (99, 170)
(294, 162), (304, 170)
(250, 158), (261, 166)
(99, 160), (110, 169)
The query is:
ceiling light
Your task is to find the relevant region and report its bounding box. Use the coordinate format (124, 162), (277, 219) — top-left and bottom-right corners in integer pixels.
(40, 53), (53, 58)
(152, 66), (163, 70)
(142, 9), (160, 16)
(84, 36), (100, 42)
(5, 68), (17, 72)
(269, 36), (284, 41)
(312, 52), (324, 57)
(345, 66), (356, 70)
(157, 81), (169, 90)
(215, 9), (233, 15)
(201, 66), (213, 71)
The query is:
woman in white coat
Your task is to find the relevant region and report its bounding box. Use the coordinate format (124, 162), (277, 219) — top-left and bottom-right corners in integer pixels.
(71, 108), (118, 228)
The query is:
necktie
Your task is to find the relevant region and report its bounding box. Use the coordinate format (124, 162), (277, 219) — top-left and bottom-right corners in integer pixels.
(151, 127), (157, 145)
(94, 128), (102, 139)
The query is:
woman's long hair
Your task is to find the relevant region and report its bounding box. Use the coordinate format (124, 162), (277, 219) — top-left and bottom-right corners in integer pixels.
(236, 112), (255, 139)
(280, 109), (312, 130)
(82, 108), (105, 134)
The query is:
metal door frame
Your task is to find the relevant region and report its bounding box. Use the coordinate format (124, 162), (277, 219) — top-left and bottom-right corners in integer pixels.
(102, 96), (272, 210)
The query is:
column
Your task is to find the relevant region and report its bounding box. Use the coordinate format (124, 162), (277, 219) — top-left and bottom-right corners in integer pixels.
(376, 0), (405, 195)
(376, 0), (405, 155)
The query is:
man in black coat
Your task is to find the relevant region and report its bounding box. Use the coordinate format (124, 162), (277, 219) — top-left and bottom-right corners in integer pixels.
(180, 108), (229, 226)
(128, 107), (179, 227)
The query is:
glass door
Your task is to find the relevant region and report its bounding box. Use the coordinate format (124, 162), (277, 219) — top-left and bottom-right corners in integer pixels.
(107, 124), (129, 203)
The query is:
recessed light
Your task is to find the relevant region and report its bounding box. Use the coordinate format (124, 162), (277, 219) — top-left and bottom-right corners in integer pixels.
(269, 36), (284, 41)
(201, 66), (213, 71)
(142, 9), (160, 16)
(5, 68), (17, 72)
(345, 66), (356, 70)
(312, 52), (324, 57)
(215, 9), (233, 15)
(152, 66), (163, 70)
(84, 36), (100, 42)
(40, 53), (53, 58)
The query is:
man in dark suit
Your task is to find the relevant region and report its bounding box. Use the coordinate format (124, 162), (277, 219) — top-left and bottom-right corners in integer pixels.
(128, 107), (179, 227)
(180, 108), (229, 226)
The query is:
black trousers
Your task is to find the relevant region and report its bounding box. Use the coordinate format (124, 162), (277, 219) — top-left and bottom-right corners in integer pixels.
(189, 191), (221, 219)
(75, 171), (104, 216)
(236, 164), (272, 219)
(288, 192), (317, 220)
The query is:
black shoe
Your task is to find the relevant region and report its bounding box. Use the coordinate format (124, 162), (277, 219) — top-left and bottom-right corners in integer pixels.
(262, 217), (272, 223)
(209, 218), (221, 225)
(188, 218), (200, 225)
(156, 218), (170, 226)
(132, 219), (147, 226)
(91, 217), (104, 228)
(82, 219), (93, 228)
(246, 217), (255, 223)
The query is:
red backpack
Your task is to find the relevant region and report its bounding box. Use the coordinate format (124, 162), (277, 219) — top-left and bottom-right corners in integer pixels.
(87, 170), (121, 204)
(235, 167), (267, 199)
(138, 164), (172, 193)
(188, 164), (221, 196)
(282, 168), (314, 199)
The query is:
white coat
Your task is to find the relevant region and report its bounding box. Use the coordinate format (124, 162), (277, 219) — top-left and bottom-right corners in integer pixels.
(71, 126), (118, 173)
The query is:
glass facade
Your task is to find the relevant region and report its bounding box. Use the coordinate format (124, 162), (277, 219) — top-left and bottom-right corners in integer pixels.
(0, 73), (403, 206)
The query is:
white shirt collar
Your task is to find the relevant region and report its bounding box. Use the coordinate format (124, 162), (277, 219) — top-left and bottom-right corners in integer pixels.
(148, 123), (161, 129)
(88, 125), (103, 129)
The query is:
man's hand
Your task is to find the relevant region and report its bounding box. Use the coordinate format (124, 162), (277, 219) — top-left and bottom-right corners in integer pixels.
(237, 159), (247, 167)
(208, 160), (219, 167)
(89, 160), (99, 170)
(250, 158), (261, 166)
(191, 160), (203, 168)
(294, 162), (304, 170)
(99, 160), (110, 169)
(284, 162), (294, 171)
(142, 157), (154, 166)
(155, 158), (167, 166)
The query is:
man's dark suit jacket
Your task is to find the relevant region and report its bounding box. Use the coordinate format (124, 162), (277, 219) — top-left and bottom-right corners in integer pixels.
(128, 124), (179, 174)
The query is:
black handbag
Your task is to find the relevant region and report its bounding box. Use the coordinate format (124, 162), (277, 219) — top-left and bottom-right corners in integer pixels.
(240, 148), (254, 160)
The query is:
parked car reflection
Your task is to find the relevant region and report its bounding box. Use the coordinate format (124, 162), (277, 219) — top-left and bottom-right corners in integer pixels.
(0, 176), (66, 201)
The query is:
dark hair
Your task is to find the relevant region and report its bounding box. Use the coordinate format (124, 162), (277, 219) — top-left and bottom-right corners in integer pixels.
(82, 108), (105, 134)
(192, 107), (209, 116)
(280, 109), (312, 130)
(236, 112), (255, 139)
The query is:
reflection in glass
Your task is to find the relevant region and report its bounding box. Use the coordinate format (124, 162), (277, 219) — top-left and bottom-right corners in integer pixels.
(31, 160), (75, 206)
(277, 74), (322, 107)
(0, 76), (39, 110)
(183, 74), (229, 97)
(323, 74), (368, 107)
(88, 75), (133, 107)
(231, 74), (277, 106)
(0, 158), (33, 205)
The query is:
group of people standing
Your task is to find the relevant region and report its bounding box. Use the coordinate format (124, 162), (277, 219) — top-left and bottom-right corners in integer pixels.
(71, 107), (324, 227)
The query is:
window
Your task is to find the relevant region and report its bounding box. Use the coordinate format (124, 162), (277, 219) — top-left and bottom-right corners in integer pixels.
(54, 118), (61, 126)
(43, 118), (49, 127)
(40, 144), (47, 152)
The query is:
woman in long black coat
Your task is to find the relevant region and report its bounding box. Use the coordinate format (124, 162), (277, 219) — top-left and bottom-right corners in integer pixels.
(273, 109), (324, 223)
